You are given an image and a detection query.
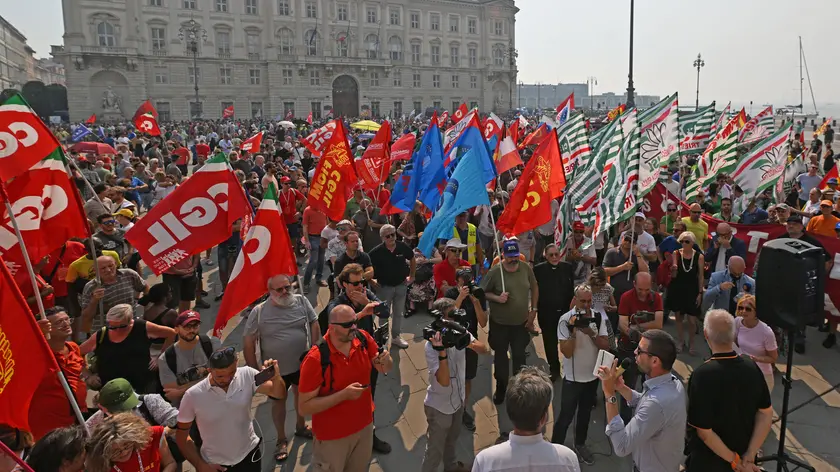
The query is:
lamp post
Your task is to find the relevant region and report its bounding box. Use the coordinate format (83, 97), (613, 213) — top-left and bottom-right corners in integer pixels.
(179, 19), (207, 119)
(587, 76), (598, 110)
(625, 0), (635, 108)
(505, 42), (518, 112)
(693, 53), (705, 111)
(518, 81), (523, 109)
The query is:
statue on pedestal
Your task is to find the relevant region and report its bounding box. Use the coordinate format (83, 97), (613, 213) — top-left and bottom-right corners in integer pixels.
(101, 86), (123, 114)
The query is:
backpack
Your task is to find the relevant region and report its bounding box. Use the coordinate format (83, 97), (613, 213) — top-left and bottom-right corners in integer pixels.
(315, 331), (367, 393)
(163, 334), (214, 376)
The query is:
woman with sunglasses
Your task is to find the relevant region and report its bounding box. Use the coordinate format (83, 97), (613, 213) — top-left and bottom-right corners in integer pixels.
(734, 295), (778, 392)
(667, 231), (704, 355)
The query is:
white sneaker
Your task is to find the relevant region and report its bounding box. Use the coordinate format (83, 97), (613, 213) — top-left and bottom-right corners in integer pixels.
(391, 337), (409, 349)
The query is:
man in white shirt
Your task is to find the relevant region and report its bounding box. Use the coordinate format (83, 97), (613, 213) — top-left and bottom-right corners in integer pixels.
(552, 285), (609, 465)
(619, 213), (657, 262)
(422, 298), (489, 472)
(472, 367), (580, 472)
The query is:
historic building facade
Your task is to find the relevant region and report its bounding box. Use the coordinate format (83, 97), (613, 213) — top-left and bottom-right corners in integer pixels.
(54, 0), (518, 121)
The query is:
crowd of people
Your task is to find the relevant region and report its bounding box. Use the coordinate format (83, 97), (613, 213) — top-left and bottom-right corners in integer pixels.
(3, 113), (837, 472)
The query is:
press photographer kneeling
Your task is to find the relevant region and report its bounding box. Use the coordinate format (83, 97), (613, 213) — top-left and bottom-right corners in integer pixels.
(421, 298), (490, 472)
(617, 272), (663, 422)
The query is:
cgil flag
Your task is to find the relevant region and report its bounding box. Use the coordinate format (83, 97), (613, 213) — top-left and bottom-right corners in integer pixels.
(482, 113), (504, 144)
(355, 120), (392, 190)
(518, 122), (550, 150)
(307, 112), (313, 124)
(0, 93), (64, 183)
(135, 113), (161, 136)
(605, 104), (626, 123)
(390, 133), (416, 161)
(132, 99), (159, 122)
(222, 105), (234, 119)
(240, 131), (264, 153)
(739, 105), (775, 145)
(307, 119), (358, 221)
(637, 93), (680, 199)
(815, 118), (833, 138)
(452, 103), (469, 125)
(301, 121), (338, 157)
(126, 153), (251, 274)
(555, 93), (575, 126)
(213, 184), (297, 336)
(731, 122), (793, 202)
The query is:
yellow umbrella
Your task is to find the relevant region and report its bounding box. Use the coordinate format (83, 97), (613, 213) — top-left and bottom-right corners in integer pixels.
(350, 120), (381, 132)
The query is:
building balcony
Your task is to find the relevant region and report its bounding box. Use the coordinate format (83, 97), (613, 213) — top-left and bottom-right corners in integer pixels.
(80, 45), (130, 55)
(217, 51), (231, 59)
(247, 52), (261, 60)
(152, 49), (168, 57)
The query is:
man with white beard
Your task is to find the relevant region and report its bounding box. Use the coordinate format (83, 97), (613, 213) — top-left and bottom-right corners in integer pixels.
(242, 274), (321, 462)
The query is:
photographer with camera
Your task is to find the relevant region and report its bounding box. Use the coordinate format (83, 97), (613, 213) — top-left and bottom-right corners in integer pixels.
(421, 298), (490, 472)
(552, 284), (610, 465)
(443, 268), (488, 432)
(317, 263), (393, 454)
(616, 272), (663, 423)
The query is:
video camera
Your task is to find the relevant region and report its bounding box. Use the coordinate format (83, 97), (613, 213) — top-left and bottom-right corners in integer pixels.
(373, 321), (390, 353)
(456, 268), (484, 299)
(572, 310), (596, 328)
(374, 302), (391, 319)
(423, 313), (471, 351)
(630, 310), (655, 325)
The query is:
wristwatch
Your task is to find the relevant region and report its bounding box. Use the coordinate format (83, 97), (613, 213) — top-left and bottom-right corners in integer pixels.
(607, 395), (618, 404)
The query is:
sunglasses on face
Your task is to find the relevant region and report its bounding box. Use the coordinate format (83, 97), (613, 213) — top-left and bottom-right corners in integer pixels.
(447, 248), (460, 253)
(102, 220), (116, 225)
(106, 323), (130, 330)
(736, 305), (754, 312)
(691, 211), (701, 215)
(344, 279), (364, 286)
(383, 233), (396, 239)
(667, 208), (677, 211)
(331, 319), (359, 329)
(337, 226), (350, 231)
(680, 240), (692, 245)
(546, 252), (561, 257)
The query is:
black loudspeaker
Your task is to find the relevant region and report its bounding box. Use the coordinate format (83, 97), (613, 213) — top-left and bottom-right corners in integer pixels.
(756, 238), (825, 330)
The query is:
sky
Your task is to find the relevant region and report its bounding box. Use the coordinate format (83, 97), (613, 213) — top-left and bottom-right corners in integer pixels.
(3, 0), (837, 111)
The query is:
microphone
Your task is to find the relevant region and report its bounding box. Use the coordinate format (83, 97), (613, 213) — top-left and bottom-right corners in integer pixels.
(615, 358), (634, 378)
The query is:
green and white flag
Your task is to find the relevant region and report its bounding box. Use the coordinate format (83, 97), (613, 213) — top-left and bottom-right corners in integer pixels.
(739, 105), (775, 145)
(638, 93), (680, 199)
(569, 118), (620, 226)
(711, 101), (731, 137)
(556, 112), (591, 179)
(777, 152), (808, 203)
(685, 112), (745, 198)
(732, 122), (792, 202)
(593, 111), (632, 239)
(617, 108), (642, 222)
(678, 103), (716, 156)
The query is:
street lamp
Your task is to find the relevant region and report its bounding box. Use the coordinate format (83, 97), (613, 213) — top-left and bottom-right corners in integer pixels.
(505, 42), (518, 112)
(179, 19), (208, 119)
(625, 0), (635, 108)
(693, 53), (705, 111)
(587, 76), (598, 110)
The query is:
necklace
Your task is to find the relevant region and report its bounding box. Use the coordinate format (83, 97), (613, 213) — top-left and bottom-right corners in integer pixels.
(111, 450), (142, 472)
(680, 249), (694, 273)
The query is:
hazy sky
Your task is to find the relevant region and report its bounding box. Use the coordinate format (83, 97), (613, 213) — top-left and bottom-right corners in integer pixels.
(3, 0), (837, 110)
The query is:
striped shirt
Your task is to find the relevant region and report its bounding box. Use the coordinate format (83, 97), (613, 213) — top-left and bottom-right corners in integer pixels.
(80, 269), (146, 332)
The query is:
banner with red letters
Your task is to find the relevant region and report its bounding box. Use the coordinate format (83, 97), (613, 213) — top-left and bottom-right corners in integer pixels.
(301, 121), (338, 157)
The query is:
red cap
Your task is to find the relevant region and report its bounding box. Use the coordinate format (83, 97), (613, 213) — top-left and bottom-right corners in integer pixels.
(175, 310), (201, 326)
(279, 176), (292, 183)
(572, 221), (585, 231)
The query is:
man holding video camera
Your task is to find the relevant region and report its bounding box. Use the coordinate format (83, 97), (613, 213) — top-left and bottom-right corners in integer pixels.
(443, 268), (488, 432)
(617, 272), (663, 423)
(552, 284), (610, 465)
(421, 297), (490, 472)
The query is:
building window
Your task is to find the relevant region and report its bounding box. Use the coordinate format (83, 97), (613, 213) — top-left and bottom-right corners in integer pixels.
(156, 102), (171, 121)
(430, 13), (440, 31)
(392, 71), (401, 87)
(433, 74), (440, 88)
(216, 31), (231, 55)
(284, 101), (295, 116)
(468, 18), (477, 34)
(190, 101), (203, 118)
(411, 43), (420, 63)
(183, 0), (196, 9)
(150, 0), (163, 6)
(337, 38), (348, 57)
(251, 102), (263, 117)
(494, 20), (503, 35)
(97, 22), (117, 47)
(389, 36), (402, 60)
(246, 33), (260, 58)
(154, 71), (168, 84)
(245, 0), (258, 14)
(370, 72), (379, 87)
(389, 8), (400, 25)
(306, 30), (318, 56)
(469, 101), (478, 110)
(451, 74), (459, 88)
(449, 16), (458, 33)
(470, 75), (477, 89)
(431, 44), (440, 64)
(151, 27), (166, 51)
(219, 65), (232, 84)
(493, 47), (504, 66)
(188, 66), (201, 84)
(215, 0), (228, 12)
(309, 69), (320, 86)
(452, 101), (460, 112)
(337, 3), (348, 21)
(277, 28), (293, 54)
(371, 101), (380, 118)
(410, 12), (419, 28)
(394, 101), (402, 117)
(282, 67), (293, 85)
(278, 0), (290, 15)
(433, 100), (441, 109)
(412, 72), (420, 88)
(367, 7), (377, 23)
(413, 101), (421, 112)
(249, 68), (261, 85)
(366, 34), (378, 59)
(450, 46), (459, 66)
(468, 47), (477, 67)
(305, 2), (317, 18)
(311, 102), (322, 119)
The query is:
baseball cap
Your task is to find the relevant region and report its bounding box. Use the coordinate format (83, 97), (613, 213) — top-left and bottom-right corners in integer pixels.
(634, 211), (646, 219)
(175, 310), (201, 327)
(113, 208), (134, 219)
(279, 176), (292, 183)
(502, 239), (520, 257)
(830, 178), (839, 185)
(821, 200), (833, 207)
(787, 215), (804, 224)
(445, 238), (467, 250)
(289, 165), (298, 171)
(835, 222), (840, 231)
(776, 203), (790, 211)
(337, 219), (352, 227)
(98, 378), (140, 412)
(572, 221), (585, 231)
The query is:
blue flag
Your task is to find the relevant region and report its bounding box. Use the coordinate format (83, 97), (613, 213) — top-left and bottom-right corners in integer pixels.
(415, 121), (445, 211)
(388, 158), (418, 212)
(417, 148), (491, 257)
(97, 126), (106, 139)
(71, 125), (93, 142)
(440, 119), (497, 190)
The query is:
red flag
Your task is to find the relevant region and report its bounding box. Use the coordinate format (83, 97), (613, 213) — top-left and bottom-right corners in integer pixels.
(306, 112), (313, 124)
(606, 104), (626, 122)
(819, 164), (839, 190)
(85, 114), (96, 124)
(286, 110), (294, 120)
(240, 131), (263, 153)
(307, 120), (357, 221)
(390, 133), (416, 161)
(135, 113), (161, 136)
(355, 121), (392, 190)
(507, 121), (520, 147)
(497, 130), (566, 235)
(125, 153), (250, 274)
(214, 185), (297, 336)
(452, 103), (469, 125)
(482, 113), (504, 143)
(301, 121), (338, 157)
(438, 111), (450, 127)
(0, 94), (63, 183)
(132, 99), (158, 122)
(0, 253), (59, 431)
(518, 122), (549, 149)
(0, 151), (90, 277)
(222, 105), (234, 119)
(495, 127), (524, 174)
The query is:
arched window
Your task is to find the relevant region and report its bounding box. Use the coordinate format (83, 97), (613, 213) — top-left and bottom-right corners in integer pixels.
(493, 46), (504, 66)
(388, 36), (402, 61)
(277, 28), (294, 54)
(365, 34), (379, 59)
(305, 29), (319, 56)
(336, 36), (349, 57)
(97, 22), (117, 47)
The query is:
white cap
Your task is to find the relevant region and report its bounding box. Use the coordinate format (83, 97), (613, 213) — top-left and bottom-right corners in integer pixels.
(445, 238), (467, 250)
(634, 211), (646, 219)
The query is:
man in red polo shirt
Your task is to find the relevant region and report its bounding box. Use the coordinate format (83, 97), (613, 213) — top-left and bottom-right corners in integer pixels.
(30, 306), (87, 439)
(40, 241), (87, 312)
(433, 239), (471, 298)
(298, 304), (393, 472)
(279, 176), (306, 248)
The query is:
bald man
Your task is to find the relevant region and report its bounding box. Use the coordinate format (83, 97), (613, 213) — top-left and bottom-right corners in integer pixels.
(704, 222), (746, 277)
(703, 256), (755, 315)
(685, 309), (772, 472)
(682, 202), (710, 251)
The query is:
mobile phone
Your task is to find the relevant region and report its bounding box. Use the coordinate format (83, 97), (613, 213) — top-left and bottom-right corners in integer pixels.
(359, 384), (370, 388)
(254, 365), (276, 386)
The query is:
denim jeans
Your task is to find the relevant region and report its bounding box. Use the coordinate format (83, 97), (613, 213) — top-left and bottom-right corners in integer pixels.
(552, 378), (599, 446)
(303, 235), (325, 284)
(375, 283), (407, 338)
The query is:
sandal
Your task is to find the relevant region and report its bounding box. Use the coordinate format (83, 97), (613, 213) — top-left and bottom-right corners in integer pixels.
(274, 439), (289, 462)
(294, 425), (313, 439)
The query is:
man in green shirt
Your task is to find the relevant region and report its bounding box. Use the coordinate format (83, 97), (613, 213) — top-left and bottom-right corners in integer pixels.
(480, 239), (539, 405)
(660, 202), (679, 236)
(712, 197), (740, 223)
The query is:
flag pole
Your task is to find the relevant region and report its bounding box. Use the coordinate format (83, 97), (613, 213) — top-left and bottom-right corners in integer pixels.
(0, 183), (90, 434)
(486, 198), (505, 293)
(0, 439), (37, 472)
